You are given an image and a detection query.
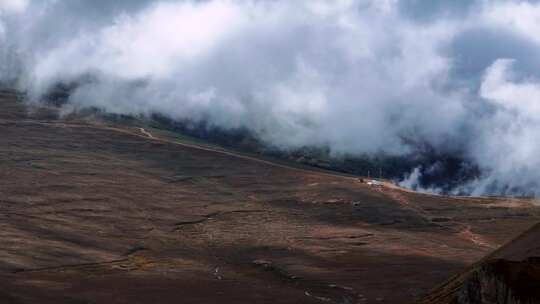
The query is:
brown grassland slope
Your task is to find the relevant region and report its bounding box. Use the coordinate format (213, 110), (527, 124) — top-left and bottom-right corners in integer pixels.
(1, 90), (539, 303)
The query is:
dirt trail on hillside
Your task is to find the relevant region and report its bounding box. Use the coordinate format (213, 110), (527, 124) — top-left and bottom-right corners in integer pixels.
(458, 226), (496, 249)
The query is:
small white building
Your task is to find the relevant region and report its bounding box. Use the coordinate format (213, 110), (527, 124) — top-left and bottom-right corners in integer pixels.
(367, 179), (382, 187)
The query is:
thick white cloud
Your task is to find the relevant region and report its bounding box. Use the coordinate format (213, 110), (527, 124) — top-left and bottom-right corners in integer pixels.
(0, 0), (28, 14)
(34, 1), (247, 81)
(19, 0), (460, 155)
(481, 59), (540, 118)
(466, 59), (540, 195)
(3, 0), (540, 195)
(482, 1), (540, 45)
(0, 0), (28, 37)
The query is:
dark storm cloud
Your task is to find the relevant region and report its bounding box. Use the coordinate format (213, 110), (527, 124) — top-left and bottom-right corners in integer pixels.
(447, 28), (540, 90)
(398, 0), (476, 22)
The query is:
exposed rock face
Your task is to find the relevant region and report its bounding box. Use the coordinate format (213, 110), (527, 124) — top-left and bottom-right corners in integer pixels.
(419, 221), (540, 304)
(458, 258), (540, 304)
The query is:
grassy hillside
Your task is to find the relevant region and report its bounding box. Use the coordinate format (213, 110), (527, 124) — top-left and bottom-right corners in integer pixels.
(1, 91), (539, 304)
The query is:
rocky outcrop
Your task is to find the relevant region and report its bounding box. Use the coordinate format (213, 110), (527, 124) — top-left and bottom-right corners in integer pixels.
(420, 258), (540, 304)
(457, 258), (540, 304)
(419, 221), (540, 304)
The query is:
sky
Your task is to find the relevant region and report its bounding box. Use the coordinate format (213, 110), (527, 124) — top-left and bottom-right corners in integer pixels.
(1, 0), (540, 195)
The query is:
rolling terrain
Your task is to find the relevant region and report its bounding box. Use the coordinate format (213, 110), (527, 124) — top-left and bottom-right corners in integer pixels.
(1, 90), (540, 303)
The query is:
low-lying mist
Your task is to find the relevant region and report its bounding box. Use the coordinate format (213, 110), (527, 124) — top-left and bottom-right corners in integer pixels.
(2, 0), (540, 196)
